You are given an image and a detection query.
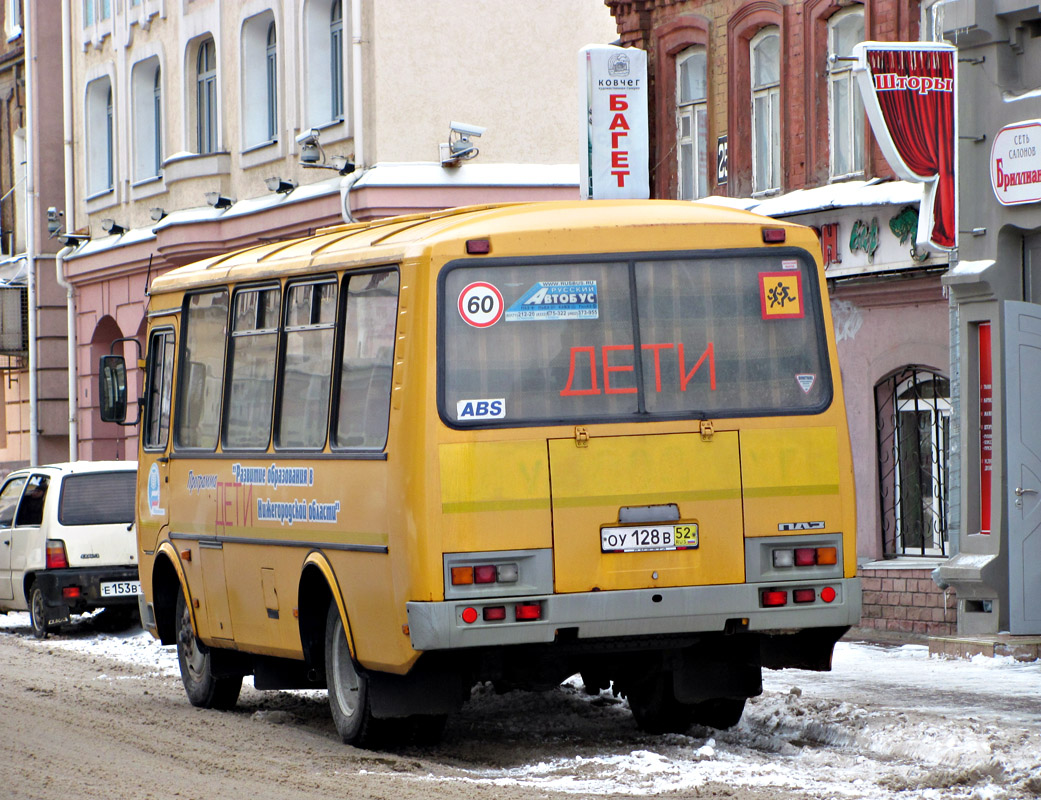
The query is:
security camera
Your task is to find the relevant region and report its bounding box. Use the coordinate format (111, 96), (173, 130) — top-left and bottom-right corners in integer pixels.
(450, 122), (485, 138)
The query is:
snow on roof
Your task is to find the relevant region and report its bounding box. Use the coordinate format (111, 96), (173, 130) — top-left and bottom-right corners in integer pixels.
(750, 179), (923, 218)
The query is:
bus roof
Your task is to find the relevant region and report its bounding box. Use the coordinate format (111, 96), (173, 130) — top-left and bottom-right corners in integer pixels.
(147, 200), (807, 295)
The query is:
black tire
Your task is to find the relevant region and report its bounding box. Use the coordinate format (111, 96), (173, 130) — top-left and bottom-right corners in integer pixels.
(325, 600), (383, 747)
(409, 714), (448, 745)
(175, 587), (242, 710)
(627, 672), (695, 734)
(28, 582), (52, 640)
(691, 697), (746, 730)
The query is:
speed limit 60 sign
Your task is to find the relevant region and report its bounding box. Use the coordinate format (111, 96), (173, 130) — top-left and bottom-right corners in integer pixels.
(458, 282), (504, 328)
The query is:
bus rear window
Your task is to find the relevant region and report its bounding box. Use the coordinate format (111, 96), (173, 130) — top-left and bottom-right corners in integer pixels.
(440, 252), (831, 426)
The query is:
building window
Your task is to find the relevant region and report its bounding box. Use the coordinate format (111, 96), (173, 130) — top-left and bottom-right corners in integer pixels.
(876, 367), (951, 557)
(196, 37), (218, 154)
(5, 0), (23, 40)
(131, 57), (162, 181)
(83, 0), (94, 26)
(750, 27), (780, 195)
(676, 47), (708, 201)
(828, 8), (865, 180)
(242, 13), (278, 148)
(267, 22), (278, 140)
(86, 76), (114, 196)
(303, 0), (347, 129)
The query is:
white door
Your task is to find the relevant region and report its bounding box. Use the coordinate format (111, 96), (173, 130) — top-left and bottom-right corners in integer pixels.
(0, 476), (29, 601)
(1004, 300), (1041, 634)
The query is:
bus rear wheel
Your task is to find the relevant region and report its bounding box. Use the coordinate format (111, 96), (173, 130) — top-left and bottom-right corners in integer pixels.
(325, 601), (383, 747)
(175, 587), (242, 710)
(691, 697), (746, 730)
(627, 672), (695, 734)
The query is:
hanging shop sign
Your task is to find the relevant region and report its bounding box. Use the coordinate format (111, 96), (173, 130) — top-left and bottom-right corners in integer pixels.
(852, 41), (956, 252)
(990, 120), (1041, 206)
(578, 44), (649, 200)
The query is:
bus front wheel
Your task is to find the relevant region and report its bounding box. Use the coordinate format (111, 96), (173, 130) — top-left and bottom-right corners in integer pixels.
(325, 601), (381, 747)
(175, 587), (242, 710)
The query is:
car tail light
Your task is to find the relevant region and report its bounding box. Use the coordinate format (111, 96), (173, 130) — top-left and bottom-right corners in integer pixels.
(816, 547), (837, 565)
(63, 586), (81, 600)
(761, 590), (787, 607)
(45, 540), (68, 569)
(515, 602), (541, 621)
(483, 606), (507, 621)
(793, 588), (815, 604)
(820, 586), (837, 603)
(474, 565), (497, 584)
(451, 566), (474, 585)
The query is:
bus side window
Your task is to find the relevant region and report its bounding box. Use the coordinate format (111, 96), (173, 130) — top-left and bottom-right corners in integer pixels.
(175, 290), (229, 450)
(333, 270), (399, 449)
(276, 279), (337, 449)
(223, 286), (280, 449)
(144, 329), (176, 450)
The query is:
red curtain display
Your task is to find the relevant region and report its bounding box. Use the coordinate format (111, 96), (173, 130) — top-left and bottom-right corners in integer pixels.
(866, 48), (955, 249)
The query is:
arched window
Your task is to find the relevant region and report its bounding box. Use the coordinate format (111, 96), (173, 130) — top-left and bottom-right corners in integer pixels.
(676, 47), (708, 200)
(750, 27), (780, 194)
(267, 22), (278, 140)
(131, 58), (162, 181)
(876, 367), (951, 556)
(86, 76), (114, 196)
(196, 37), (218, 154)
(828, 8), (865, 180)
(331, 0), (344, 120)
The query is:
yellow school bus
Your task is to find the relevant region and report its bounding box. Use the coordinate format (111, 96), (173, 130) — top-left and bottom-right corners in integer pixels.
(100, 200), (860, 746)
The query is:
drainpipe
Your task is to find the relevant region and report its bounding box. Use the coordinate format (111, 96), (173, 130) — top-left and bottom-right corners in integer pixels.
(24, 0), (38, 465)
(342, 0), (367, 223)
(59, 0), (77, 460)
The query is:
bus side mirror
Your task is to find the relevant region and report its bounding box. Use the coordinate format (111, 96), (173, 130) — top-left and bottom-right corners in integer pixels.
(99, 355), (128, 423)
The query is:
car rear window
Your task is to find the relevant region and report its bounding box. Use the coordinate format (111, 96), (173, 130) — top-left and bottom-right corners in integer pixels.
(58, 472), (136, 526)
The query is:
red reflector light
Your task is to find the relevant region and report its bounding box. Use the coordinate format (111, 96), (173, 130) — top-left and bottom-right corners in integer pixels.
(793, 588), (816, 604)
(62, 586), (81, 600)
(45, 540), (68, 569)
(461, 607), (478, 624)
(820, 586), (837, 603)
(761, 590), (788, 607)
(474, 565), (497, 584)
(451, 566), (474, 585)
(762, 227), (787, 243)
(816, 547), (837, 565)
(483, 606), (507, 621)
(794, 548), (817, 566)
(515, 602), (542, 621)
(466, 238), (491, 254)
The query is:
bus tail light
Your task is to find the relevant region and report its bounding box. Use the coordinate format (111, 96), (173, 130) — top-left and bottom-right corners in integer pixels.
(46, 540), (69, 569)
(762, 227), (787, 243)
(515, 602), (542, 621)
(451, 566), (474, 585)
(773, 546), (838, 569)
(772, 549), (795, 568)
(461, 607), (479, 623)
(474, 565), (497, 584)
(820, 586), (837, 603)
(450, 562), (520, 586)
(816, 547), (838, 565)
(761, 590), (787, 607)
(794, 548), (816, 566)
(793, 588), (815, 604)
(483, 606), (507, 621)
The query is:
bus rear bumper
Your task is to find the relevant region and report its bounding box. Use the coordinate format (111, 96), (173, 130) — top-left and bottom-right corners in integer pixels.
(406, 578), (862, 652)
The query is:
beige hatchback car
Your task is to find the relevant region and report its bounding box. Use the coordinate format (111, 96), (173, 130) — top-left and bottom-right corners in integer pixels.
(0, 461), (138, 638)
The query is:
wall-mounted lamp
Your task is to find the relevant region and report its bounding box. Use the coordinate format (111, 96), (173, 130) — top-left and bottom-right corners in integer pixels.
(205, 192), (235, 209)
(101, 218), (127, 236)
(299, 128), (355, 175)
(440, 121), (485, 167)
(265, 177), (298, 195)
(57, 232), (90, 248)
(150, 207), (167, 222)
(46, 207), (64, 237)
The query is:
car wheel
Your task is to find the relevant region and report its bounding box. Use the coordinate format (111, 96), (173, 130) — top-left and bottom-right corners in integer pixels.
(325, 600), (384, 747)
(28, 582), (52, 640)
(175, 587), (242, 710)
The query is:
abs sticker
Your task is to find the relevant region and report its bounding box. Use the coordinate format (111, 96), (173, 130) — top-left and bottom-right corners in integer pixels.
(457, 398), (506, 421)
(505, 280), (598, 321)
(458, 282), (504, 328)
(759, 272), (804, 320)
